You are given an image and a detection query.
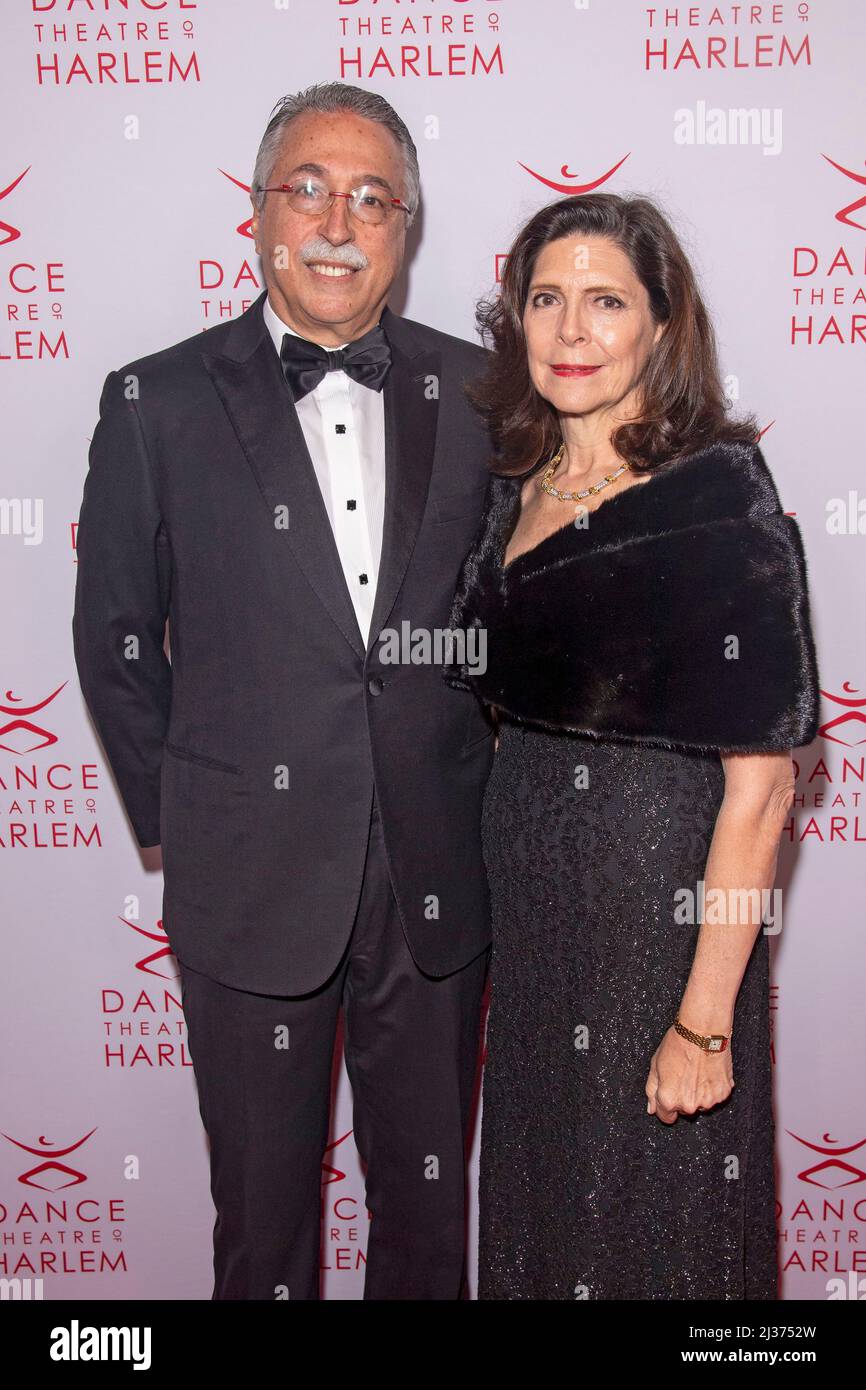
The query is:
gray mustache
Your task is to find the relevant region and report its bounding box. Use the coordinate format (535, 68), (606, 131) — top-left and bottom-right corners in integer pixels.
(300, 238), (367, 271)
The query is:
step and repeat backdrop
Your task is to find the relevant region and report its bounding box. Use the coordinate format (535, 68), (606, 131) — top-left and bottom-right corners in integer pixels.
(1, 0), (864, 1301)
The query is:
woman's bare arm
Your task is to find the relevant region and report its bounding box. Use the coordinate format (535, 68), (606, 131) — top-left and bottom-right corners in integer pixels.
(677, 749), (795, 1035)
(646, 749), (795, 1123)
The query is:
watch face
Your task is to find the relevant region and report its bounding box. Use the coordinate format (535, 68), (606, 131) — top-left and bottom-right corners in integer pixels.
(709, 1038), (722, 1051)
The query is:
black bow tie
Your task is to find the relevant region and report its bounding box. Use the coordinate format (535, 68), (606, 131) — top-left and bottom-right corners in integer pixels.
(279, 323), (392, 402)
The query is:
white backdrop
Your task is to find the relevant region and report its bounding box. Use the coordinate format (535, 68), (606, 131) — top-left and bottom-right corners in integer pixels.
(1, 0), (864, 1301)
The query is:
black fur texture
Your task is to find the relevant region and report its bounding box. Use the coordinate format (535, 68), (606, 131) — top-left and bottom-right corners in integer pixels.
(444, 440), (820, 753)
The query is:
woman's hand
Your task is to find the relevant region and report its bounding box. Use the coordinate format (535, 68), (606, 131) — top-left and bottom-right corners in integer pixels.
(645, 1026), (734, 1124)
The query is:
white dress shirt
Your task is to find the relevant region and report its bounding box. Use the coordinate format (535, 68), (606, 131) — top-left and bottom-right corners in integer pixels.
(263, 295), (386, 647)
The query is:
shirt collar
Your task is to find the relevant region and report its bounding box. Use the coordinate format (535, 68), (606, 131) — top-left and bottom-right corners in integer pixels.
(262, 294), (349, 356)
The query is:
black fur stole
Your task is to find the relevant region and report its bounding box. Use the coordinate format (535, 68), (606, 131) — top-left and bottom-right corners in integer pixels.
(443, 440), (820, 753)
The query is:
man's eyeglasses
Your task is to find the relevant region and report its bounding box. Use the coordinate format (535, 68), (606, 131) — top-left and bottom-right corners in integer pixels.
(259, 177), (412, 226)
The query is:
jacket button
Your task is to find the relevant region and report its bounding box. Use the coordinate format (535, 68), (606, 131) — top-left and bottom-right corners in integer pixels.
(368, 677), (384, 696)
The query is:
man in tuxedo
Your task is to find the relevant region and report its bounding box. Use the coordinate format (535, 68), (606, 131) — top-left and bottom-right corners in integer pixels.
(72, 82), (495, 1300)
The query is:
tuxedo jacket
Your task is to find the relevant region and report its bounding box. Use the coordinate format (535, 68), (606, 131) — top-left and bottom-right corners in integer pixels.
(72, 290), (496, 994)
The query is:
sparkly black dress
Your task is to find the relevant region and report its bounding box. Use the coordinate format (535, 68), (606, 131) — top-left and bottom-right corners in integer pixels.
(478, 721), (775, 1299)
(443, 442), (820, 1301)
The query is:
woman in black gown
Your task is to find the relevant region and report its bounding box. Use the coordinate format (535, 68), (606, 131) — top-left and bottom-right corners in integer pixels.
(445, 194), (820, 1300)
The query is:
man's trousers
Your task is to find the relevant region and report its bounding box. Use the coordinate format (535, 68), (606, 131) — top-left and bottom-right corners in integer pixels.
(177, 790), (489, 1299)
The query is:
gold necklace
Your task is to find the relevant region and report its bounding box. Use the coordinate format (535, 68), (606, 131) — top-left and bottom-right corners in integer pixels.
(538, 444), (632, 502)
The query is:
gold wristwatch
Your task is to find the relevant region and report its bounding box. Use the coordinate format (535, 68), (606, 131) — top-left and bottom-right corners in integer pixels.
(674, 1014), (731, 1053)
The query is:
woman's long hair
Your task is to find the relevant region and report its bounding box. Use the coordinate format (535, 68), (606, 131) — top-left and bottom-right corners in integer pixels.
(467, 192), (758, 476)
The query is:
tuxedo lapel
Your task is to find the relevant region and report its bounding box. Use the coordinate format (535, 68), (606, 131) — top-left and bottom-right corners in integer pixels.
(368, 305), (441, 649)
(202, 293), (366, 660)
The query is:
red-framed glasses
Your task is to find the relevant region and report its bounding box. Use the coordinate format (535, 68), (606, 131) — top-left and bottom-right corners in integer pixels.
(259, 177), (412, 225)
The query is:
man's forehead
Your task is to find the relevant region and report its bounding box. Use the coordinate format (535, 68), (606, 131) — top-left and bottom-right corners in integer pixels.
(276, 115), (400, 160)
(277, 158), (397, 189)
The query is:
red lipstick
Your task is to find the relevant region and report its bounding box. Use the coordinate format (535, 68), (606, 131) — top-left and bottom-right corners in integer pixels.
(550, 364), (602, 377)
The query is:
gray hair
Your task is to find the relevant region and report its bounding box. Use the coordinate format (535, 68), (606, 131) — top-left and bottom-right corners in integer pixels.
(251, 82), (420, 226)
